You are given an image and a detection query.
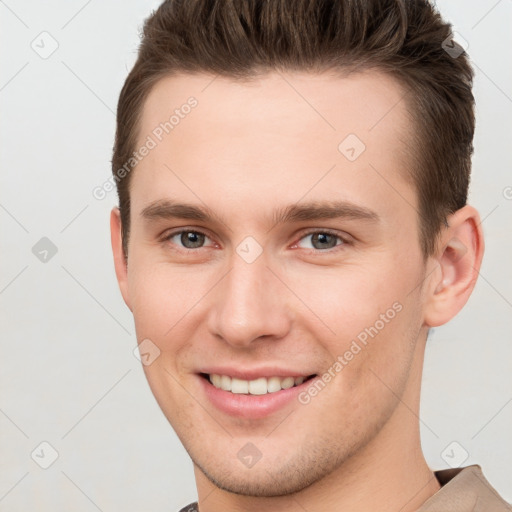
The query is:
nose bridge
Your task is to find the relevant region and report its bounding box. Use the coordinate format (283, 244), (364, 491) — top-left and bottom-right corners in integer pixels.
(208, 249), (290, 347)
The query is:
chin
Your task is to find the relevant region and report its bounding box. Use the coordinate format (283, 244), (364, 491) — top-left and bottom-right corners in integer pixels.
(191, 443), (346, 498)
(198, 464), (317, 497)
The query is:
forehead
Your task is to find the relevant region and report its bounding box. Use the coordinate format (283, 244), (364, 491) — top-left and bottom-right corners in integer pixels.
(132, 70), (416, 228)
(139, 69), (412, 148)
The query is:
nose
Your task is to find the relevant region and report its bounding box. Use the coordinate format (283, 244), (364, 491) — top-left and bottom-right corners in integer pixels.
(207, 251), (292, 348)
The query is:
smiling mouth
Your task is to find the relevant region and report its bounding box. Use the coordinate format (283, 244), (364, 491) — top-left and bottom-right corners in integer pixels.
(200, 373), (317, 395)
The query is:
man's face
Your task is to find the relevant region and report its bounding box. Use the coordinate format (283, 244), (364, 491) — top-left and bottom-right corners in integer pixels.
(118, 70), (432, 496)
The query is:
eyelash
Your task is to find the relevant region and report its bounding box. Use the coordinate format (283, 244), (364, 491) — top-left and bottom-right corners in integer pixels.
(160, 228), (351, 254)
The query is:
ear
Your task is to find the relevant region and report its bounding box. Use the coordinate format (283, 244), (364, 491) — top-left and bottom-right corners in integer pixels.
(110, 207), (132, 311)
(423, 205), (485, 327)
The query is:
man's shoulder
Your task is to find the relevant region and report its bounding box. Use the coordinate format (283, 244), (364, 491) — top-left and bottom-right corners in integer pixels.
(419, 465), (512, 512)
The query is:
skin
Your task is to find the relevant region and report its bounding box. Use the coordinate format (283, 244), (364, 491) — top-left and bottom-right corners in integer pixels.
(111, 70), (484, 511)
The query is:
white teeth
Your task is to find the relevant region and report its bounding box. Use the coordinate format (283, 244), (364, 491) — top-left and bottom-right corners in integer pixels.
(211, 374), (222, 388)
(220, 374), (231, 391)
(267, 376), (282, 393)
(248, 377), (267, 395)
(208, 374), (309, 395)
(231, 377), (249, 394)
(281, 377), (294, 389)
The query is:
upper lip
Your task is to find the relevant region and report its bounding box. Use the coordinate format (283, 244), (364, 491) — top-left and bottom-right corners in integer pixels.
(198, 366), (316, 381)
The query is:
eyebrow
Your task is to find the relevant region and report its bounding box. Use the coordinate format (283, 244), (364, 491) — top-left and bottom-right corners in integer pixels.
(140, 198), (380, 227)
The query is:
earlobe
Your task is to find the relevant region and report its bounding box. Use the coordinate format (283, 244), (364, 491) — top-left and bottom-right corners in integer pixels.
(423, 205), (484, 327)
(110, 207), (132, 311)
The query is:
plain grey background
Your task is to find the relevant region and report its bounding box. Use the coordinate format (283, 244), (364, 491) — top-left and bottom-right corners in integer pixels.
(1, 1), (511, 510)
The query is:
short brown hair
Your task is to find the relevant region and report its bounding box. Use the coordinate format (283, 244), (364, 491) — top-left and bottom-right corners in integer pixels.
(112, 0), (475, 258)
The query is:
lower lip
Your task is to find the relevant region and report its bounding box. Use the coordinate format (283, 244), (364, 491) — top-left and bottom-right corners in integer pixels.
(198, 375), (316, 419)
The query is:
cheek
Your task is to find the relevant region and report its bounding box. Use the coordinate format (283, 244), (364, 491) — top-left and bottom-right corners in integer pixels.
(297, 299), (421, 449)
(285, 261), (406, 339)
(127, 259), (207, 340)
(287, 258), (422, 387)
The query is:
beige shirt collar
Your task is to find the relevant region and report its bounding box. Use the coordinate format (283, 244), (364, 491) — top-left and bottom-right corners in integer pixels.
(417, 465), (511, 511)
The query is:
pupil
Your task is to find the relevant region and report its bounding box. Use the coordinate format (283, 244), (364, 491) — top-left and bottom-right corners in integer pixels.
(182, 231), (204, 248)
(313, 233), (335, 249)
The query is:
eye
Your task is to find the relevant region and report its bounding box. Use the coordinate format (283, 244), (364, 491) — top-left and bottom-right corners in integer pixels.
(295, 230), (348, 251)
(162, 229), (215, 250)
